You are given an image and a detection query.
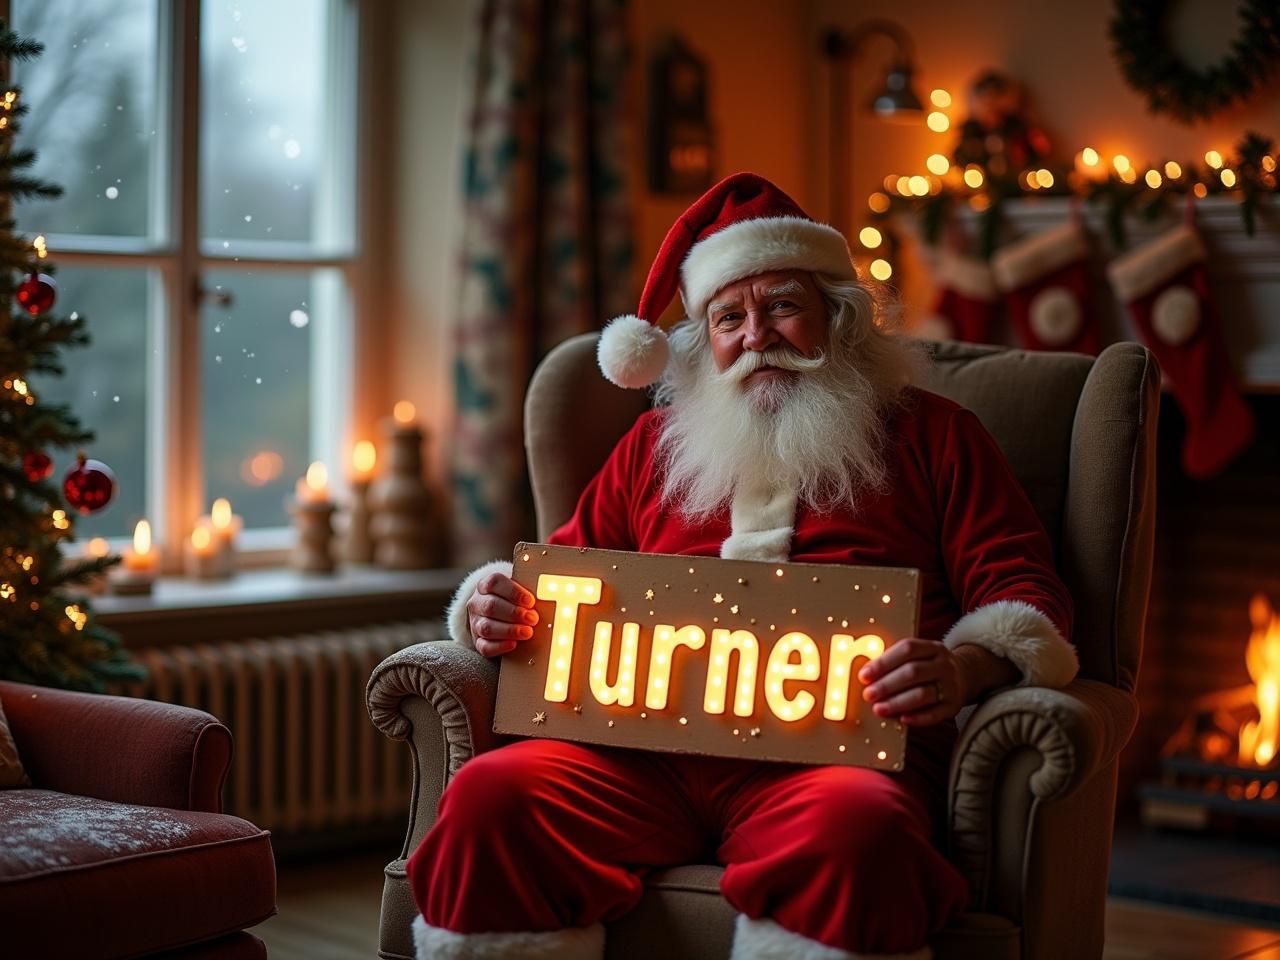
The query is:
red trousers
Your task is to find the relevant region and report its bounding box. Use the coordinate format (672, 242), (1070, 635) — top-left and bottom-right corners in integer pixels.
(408, 736), (968, 954)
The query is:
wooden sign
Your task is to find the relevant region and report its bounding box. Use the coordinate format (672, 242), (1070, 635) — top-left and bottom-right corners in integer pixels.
(494, 544), (919, 769)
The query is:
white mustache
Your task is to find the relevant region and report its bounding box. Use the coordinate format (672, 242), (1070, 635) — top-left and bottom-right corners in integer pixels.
(719, 347), (828, 385)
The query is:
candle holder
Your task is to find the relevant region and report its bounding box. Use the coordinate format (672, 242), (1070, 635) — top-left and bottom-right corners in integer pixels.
(109, 565), (155, 596)
(369, 418), (439, 569)
(344, 479), (375, 563)
(291, 500), (338, 574)
(185, 525), (230, 580)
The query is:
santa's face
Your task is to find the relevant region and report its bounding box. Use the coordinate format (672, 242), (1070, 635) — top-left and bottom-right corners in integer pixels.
(706, 269), (828, 408)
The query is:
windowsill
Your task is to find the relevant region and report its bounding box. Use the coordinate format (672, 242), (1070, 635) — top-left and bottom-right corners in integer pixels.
(95, 565), (464, 647)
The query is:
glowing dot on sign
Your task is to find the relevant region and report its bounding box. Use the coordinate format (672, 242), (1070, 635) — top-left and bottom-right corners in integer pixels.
(105, 186), (119, 199)
(775, 568), (784, 578)
(930, 88), (952, 108)
(908, 175), (929, 196)
(869, 259), (893, 282)
(1080, 147), (1099, 167)
(868, 192), (891, 213)
(1205, 150), (1223, 169)
(689, 567), (695, 574)
(877, 750), (888, 760)
(1220, 169), (1237, 188)
(679, 717), (688, 725)
(283, 139), (301, 159)
(839, 745), (847, 753)
(393, 400), (416, 424)
(1035, 169), (1054, 188)
(926, 111), (949, 132)
(1145, 170), (1162, 189)
(859, 226), (882, 249)
(289, 309), (309, 328)
(1113, 154), (1131, 173)
(881, 594), (891, 604)
(963, 167), (984, 188)
(1164, 161), (1182, 179)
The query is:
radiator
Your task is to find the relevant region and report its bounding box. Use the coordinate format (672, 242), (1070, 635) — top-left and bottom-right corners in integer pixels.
(115, 621), (442, 833)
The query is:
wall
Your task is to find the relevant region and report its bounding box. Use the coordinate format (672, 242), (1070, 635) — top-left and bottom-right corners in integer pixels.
(810, 0), (1280, 316)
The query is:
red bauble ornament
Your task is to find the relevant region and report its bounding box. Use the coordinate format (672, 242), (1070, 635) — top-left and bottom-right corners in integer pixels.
(22, 451), (53, 482)
(16, 273), (56, 316)
(63, 456), (116, 515)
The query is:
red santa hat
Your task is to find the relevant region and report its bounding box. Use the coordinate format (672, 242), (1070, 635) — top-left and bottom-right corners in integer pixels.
(598, 172), (857, 389)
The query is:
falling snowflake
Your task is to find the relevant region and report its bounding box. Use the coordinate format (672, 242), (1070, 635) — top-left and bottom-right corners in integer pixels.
(243, 214), (252, 222)
(289, 309), (309, 329)
(112, 395), (120, 403)
(283, 139), (301, 159)
(104, 186), (118, 200)
(231, 36), (247, 53)
(254, 377), (262, 385)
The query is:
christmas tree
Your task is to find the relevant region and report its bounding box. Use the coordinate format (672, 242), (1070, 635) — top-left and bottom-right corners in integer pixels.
(0, 21), (141, 691)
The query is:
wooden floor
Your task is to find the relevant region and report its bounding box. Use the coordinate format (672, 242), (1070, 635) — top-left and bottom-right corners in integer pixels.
(255, 851), (1280, 960)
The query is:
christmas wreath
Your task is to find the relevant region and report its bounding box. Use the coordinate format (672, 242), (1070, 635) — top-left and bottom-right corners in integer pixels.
(1109, 0), (1280, 124)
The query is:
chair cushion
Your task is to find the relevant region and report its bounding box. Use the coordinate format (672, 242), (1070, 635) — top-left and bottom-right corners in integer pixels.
(1, 789), (275, 959)
(0, 695), (28, 789)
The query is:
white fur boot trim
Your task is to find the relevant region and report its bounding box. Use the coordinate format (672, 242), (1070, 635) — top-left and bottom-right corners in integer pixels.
(730, 915), (931, 960)
(719, 479), (798, 563)
(412, 915), (605, 960)
(447, 559), (514, 649)
(942, 598), (1077, 688)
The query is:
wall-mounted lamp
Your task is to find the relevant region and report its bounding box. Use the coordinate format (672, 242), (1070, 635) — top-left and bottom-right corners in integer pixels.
(821, 21), (925, 236)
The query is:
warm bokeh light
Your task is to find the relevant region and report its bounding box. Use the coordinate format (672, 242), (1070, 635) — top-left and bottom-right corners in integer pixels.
(1263, 155), (1276, 173)
(926, 153), (950, 175)
(306, 461), (328, 492)
(925, 111), (949, 132)
(211, 498), (232, 530)
(86, 537), (110, 558)
(1220, 168), (1238, 188)
(1145, 169), (1162, 189)
(192, 525), (212, 550)
(867, 192), (890, 213)
(908, 175), (929, 196)
(869, 259), (892, 281)
(133, 519), (152, 555)
(963, 167), (984, 188)
(858, 227), (882, 249)
(241, 449), (284, 487)
(929, 88), (951, 108)
(895, 176), (913, 197)
(1119, 167), (1137, 184)
(1113, 154), (1131, 173)
(1080, 147), (1099, 167)
(1193, 182), (1208, 198)
(393, 400), (416, 424)
(1164, 160), (1183, 179)
(1035, 169), (1054, 188)
(352, 440), (377, 478)
(1205, 150), (1223, 169)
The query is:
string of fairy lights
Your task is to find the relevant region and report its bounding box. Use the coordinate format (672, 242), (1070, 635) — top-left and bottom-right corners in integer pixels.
(854, 87), (1279, 280)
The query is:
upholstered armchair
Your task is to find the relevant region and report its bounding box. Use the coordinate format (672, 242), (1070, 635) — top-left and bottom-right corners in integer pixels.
(0, 680), (277, 959)
(369, 338), (1159, 960)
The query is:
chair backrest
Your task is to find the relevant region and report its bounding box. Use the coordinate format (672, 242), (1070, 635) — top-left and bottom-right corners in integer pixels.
(524, 336), (1159, 691)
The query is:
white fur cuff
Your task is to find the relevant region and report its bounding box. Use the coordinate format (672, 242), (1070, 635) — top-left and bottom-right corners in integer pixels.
(730, 915), (931, 960)
(942, 599), (1078, 688)
(447, 560), (515, 649)
(413, 915), (604, 960)
(720, 480), (797, 562)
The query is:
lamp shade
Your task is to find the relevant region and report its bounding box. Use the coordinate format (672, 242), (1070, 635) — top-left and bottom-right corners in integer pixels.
(867, 61), (924, 119)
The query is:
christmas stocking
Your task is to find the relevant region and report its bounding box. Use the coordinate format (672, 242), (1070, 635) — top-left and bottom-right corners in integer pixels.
(920, 248), (1000, 343)
(1108, 223), (1256, 479)
(992, 222), (1100, 354)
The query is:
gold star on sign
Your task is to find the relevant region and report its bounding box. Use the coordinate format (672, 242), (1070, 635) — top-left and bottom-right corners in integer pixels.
(730, 604), (739, 614)
(645, 588), (654, 600)
(532, 711), (547, 724)
(713, 593), (724, 604)
(572, 704), (582, 714)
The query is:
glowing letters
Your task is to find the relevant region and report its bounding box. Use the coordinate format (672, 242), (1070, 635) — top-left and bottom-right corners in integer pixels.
(645, 625), (706, 709)
(536, 574), (603, 702)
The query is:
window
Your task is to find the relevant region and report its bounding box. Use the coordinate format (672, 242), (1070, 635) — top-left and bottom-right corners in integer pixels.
(14, 0), (359, 550)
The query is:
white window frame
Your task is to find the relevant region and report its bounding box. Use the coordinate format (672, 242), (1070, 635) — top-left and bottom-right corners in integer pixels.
(8, 0), (368, 568)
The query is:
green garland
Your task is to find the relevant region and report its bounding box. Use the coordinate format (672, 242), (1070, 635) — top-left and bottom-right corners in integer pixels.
(1110, 0), (1280, 124)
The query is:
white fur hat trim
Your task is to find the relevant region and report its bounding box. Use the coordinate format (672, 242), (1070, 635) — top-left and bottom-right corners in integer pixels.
(597, 313), (670, 389)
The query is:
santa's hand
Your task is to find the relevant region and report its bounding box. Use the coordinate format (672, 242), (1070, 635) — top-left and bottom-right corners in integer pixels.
(858, 638), (965, 726)
(468, 572), (540, 658)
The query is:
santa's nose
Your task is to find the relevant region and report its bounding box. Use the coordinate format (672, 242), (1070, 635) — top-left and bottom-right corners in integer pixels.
(741, 313), (778, 351)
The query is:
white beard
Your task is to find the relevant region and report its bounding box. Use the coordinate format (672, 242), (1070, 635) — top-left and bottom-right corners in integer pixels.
(654, 339), (898, 522)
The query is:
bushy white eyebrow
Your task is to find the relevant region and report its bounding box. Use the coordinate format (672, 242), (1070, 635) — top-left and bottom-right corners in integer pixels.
(764, 279), (807, 298)
(707, 298), (741, 317)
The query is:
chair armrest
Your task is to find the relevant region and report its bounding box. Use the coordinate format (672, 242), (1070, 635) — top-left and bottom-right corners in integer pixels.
(0, 680), (232, 812)
(947, 678), (1137, 907)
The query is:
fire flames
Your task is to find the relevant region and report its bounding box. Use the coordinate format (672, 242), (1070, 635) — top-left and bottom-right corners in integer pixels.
(1239, 593), (1280, 768)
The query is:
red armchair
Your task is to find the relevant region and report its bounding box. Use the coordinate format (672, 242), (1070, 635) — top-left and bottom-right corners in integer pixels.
(0, 680), (277, 959)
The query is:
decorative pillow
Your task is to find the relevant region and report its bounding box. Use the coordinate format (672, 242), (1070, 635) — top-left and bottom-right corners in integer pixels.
(0, 695), (30, 788)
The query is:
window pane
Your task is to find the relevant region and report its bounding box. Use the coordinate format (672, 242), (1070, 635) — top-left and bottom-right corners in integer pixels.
(11, 0), (160, 239)
(202, 270), (338, 530)
(30, 266), (152, 540)
(201, 0), (349, 250)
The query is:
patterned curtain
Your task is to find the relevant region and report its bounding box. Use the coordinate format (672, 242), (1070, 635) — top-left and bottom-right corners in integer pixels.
(451, 0), (634, 566)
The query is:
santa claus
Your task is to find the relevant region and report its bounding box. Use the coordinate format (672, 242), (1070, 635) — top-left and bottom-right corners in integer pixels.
(408, 173), (1077, 960)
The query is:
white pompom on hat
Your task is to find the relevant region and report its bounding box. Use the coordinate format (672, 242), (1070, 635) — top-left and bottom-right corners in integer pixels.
(597, 172), (858, 389)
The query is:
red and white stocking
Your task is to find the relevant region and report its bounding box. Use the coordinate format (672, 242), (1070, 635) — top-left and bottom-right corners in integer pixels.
(1108, 223), (1255, 478)
(993, 223), (1100, 354)
(920, 249), (1000, 344)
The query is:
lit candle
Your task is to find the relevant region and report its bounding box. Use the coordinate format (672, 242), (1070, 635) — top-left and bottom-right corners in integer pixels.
(209, 496), (241, 576)
(352, 441), (377, 483)
(296, 461), (331, 505)
(185, 522), (226, 580)
(110, 519), (157, 595)
(345, 441), (377, 564)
